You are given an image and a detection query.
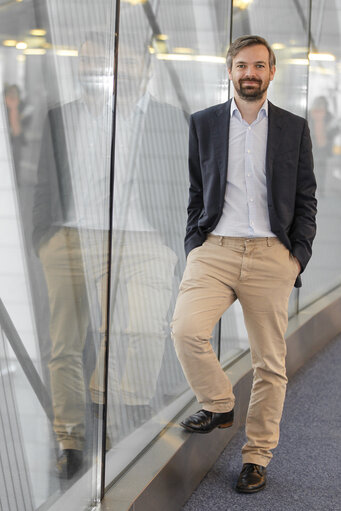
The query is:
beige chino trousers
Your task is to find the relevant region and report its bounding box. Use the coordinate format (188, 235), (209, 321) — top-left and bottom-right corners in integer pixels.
(171, 234), (299, 467)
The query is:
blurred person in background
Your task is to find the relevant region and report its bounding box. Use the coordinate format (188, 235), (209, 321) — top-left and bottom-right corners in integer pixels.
(309, 96), (339, 197)
(4, 84), (32, 180)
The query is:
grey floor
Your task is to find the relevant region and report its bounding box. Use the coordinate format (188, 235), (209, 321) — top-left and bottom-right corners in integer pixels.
(182, 334), (341, 511)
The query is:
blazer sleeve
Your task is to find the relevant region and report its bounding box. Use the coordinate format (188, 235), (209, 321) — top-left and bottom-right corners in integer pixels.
(290, 120), (317, 272)
(184, 114), (206, 256)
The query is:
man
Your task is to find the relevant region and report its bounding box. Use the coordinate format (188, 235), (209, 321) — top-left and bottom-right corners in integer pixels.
(171, 35), (317, 493)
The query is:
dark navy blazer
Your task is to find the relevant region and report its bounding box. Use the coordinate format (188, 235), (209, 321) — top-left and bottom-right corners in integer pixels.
(185, 99), (317, 288)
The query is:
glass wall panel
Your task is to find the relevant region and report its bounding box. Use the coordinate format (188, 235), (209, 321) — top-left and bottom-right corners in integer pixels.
(300, 0), (341, 308)
(1, 0), (339, 504)
(104, 0), (230, 483)
(1, 1), (116, 508)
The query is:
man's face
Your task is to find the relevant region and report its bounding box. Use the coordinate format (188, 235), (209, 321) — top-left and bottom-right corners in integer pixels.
(78, 41), (111, 97)
(228, 44), (275, 102)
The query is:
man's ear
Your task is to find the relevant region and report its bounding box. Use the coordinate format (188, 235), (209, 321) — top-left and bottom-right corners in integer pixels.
(227, 67), (232, 80)
(270, 65), (276, 81)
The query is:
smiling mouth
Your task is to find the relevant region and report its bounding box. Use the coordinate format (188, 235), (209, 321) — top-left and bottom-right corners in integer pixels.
(242, 80), (260, 85)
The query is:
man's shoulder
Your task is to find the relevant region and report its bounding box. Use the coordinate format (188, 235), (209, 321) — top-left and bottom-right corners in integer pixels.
(191, 100), (231, 123)
(269, 101), (306, 126)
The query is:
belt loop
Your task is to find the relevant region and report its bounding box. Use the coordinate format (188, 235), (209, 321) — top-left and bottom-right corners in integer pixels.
(267, 237), (272, 247)
(219, 236), (223, 246)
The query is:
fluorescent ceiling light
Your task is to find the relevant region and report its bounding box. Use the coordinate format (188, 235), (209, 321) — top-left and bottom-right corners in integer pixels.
(16, 42), (27, 49)
(310, 67), (334, 75)
(156, 54), (225, 64)
(287, 58), (309, 65)
(121, 0), (147, 4)
(3, 40), (17, 46)
(309, 52), (335, 61)
(24, 49), (46, 55)
(272, 43), (286, 50)
(30, 29), (47, 36)
(195, 55), (226, 64)
(55, 49), (78, 56)
(234, 0), (254, 9)
(173, 47), (194, 54)
(157, 54), (192, 61)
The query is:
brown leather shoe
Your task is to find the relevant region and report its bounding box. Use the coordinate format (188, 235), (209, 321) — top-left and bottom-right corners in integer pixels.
(180, 408), (234, 433)
(236, 463), (267, 493)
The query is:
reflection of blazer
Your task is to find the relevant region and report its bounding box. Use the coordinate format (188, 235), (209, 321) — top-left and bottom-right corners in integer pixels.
(185, 99), (317, 288)
(33, 99), (189, 265)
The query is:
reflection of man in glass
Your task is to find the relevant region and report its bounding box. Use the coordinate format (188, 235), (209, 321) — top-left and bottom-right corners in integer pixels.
(33, 32), (180, 478)
(172, 35), (317, 493)
(33, 33), (113, 479)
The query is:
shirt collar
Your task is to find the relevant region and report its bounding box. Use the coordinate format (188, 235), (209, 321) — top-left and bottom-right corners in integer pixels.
(231, 97), (268, 120)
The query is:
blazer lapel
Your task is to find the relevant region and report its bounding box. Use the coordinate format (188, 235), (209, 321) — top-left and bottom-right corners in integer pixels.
(266, 101), (284, 183)
(210, 99), (231, 200)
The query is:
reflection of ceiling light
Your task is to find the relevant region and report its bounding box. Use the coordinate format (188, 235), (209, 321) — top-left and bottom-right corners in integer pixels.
(55, 49), (78, 56)
(309, 52), (335, 61)
(234, 0), (253, 9)
(195, 55), (226, 63)
(24, 49), (46, 55)
(156, 34), (168, 41)
(287, 58), (309, 65)
(3, 40), (17, 47)
(290, 47), (309, 54)
(121, 0), (147, 4)
(174, 47), (195, 54)
(30, 29), (47, 36)
(310, 66), (334, 75)
(156, 54), (225, 64)
(157, 54), (192, 61)
(17, 55), (26, 62)
(16, 42), (28, 49)
(272, 43), (285, 50)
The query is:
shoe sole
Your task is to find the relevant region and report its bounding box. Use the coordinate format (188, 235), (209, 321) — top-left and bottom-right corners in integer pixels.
(179, 420), (233, 433)
(235, 483), (266, 494)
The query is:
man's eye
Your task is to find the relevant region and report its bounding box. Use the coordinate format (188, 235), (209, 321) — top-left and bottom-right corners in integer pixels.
(256, 64), (265, 68)
(237, 64), (245, 68)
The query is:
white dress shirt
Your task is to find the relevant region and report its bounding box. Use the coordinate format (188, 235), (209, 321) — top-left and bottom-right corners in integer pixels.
(212, 97), (275, 238)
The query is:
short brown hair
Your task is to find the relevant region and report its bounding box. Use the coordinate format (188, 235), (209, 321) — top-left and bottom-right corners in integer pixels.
(226, 35), (276, 69)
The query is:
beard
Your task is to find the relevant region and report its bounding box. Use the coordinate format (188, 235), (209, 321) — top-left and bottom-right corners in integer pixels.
(234, 77), (270, 102)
